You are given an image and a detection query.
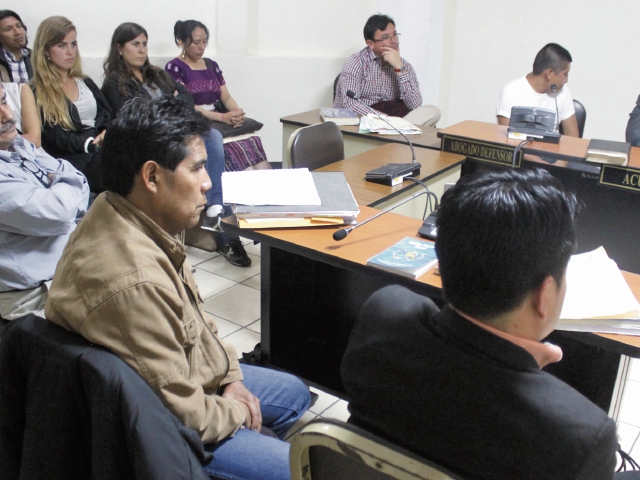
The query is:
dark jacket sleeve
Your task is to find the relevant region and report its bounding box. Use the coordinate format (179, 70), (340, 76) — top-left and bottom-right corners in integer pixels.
(173, 80), (195, 109)
(38, 76), (112, 157)
(100, 76), (136, 117)
(84, 77), (112, 132)
(572, 416), (618, 480)
(102, 74), (194, 117)
(625, 95), (640, 147)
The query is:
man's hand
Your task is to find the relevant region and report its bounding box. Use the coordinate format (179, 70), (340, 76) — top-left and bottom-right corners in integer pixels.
(380, 47), (402, 70)
(222, 381), (262, 432)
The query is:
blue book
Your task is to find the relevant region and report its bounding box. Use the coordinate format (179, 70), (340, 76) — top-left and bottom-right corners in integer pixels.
(367, 237), (438, 279)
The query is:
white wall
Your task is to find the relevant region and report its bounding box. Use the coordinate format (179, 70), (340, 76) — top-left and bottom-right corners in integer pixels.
(439, 0), (640, 141)
(8, 0), (439, 163)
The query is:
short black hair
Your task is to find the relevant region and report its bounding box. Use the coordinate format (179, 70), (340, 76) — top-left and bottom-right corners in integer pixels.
(0, 10), (25, 30)
(532, 43), (572, 75)
(100, 96), (211, 196)
(435, 168), (579, 320)
(363, 14), (395, 42)
(0, 10), (27, 46)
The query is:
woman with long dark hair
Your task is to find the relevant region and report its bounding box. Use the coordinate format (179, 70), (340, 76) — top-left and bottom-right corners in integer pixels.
(102, 23), (250, 267)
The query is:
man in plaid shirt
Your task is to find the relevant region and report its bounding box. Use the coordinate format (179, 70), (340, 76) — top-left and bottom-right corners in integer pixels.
(334, 14), (440, 127)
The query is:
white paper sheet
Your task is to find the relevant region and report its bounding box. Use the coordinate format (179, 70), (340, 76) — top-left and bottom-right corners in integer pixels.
(222, 168), (321, 206)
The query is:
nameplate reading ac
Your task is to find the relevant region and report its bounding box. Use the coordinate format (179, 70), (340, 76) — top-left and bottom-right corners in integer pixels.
(440, 135), (521, 168)
(599, 165), (640, 193)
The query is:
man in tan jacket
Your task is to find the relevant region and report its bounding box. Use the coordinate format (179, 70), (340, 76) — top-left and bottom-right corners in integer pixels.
(46, 96), (309, 480)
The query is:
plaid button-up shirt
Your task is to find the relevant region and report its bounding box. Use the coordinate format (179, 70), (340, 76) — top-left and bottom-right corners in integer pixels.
(334, 47), (422, 116)
(3, 47), (30, 83)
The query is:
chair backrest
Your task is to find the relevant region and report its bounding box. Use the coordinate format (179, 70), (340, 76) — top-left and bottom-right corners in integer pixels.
(559, 99), (587, 138)
(286, 122), (345, 170)
(289, 418), (465, 480)
(573, 99), (586, 138)
(333, 73), (341, 101)
(0, 315), (210, 480)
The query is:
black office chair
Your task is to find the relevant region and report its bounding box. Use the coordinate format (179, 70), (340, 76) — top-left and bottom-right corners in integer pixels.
(333, 73), (341, 101)
(559, 99), (586, 137)
(290, 418), (464, 480)
(0, 315), (211, 480)
(287, 122), (345, 169)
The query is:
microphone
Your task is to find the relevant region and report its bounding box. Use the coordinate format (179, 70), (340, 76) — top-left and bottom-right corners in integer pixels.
(347, 90), (417, 165)
(333, 174), (440, 241)
(551, 84), (560, 132)
(333, 190), (429, 241)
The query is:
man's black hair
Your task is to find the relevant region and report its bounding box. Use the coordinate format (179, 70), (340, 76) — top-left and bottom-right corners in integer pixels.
(100, 96), (211, 196)
(0, 10), (27, 47)
(0, 10), (25, 30)
(363, 14), (395, 42)
(435, 167), (579, 320)
(532, 43), (572, 75)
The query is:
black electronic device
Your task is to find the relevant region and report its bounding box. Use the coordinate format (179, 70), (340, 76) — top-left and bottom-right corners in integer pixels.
(365, 163), (421, 186)
(507, 106), (560, 144)
(417, 210), (439, 240)
(346, 90), (421, 181)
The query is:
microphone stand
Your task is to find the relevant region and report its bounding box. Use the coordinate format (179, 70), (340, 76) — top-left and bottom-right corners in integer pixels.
(347, 90), (420, 186)
(347, 90), (417, 164)
(333, 191), (429, 241)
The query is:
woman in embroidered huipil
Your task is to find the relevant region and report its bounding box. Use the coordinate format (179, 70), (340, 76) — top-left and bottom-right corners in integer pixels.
(165, 20), (270, 172)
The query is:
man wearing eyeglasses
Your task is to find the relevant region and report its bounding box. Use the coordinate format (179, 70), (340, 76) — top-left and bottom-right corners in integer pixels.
(334, 14), (440, 127)
(0, 82), (89, 326)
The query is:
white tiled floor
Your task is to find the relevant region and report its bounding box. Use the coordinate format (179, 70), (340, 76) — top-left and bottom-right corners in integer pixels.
(188, 241), (640, 448)
(187, 240), (350, 441)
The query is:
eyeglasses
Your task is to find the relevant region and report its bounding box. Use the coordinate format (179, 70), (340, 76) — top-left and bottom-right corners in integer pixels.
(20, 158), (52, 187)
(372, 32), (401, 43)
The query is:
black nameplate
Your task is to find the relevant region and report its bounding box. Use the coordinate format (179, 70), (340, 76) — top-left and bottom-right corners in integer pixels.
(441, 135), (521, 168)
(599, 165), (640, 193)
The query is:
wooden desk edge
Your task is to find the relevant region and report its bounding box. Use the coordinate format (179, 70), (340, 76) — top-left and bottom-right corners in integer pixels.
(221, 209), (640, 355)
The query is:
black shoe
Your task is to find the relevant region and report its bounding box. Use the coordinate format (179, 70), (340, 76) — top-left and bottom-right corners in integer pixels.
(220, 238), (252, 267)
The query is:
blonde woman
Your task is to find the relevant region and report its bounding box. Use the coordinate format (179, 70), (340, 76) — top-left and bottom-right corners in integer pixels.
(32, 16), (111, 191)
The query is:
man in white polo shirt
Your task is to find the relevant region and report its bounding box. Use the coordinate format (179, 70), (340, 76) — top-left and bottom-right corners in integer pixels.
(496, 43), (579, 136)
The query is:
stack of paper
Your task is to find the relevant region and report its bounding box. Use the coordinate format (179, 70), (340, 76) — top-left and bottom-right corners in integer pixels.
(558, 247), (640, 335)
(222, 168), (321, 206)
(320, 107), (359, 126)
(222, 169), (359, 229)
(359, 114), (421, 135)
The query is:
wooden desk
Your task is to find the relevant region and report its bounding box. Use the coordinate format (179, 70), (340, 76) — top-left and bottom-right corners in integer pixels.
(314, 143), (464, 219)
(281, 109), (441, 162)
(439, 121), (640, 274)
(439, 120), (590, 162)
(224, 207), (640, 415)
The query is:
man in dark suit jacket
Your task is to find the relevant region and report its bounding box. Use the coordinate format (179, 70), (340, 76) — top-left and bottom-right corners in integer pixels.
(342, 168), (633, 480)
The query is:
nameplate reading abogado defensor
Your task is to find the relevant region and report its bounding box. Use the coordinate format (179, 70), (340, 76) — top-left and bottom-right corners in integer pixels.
(599, 164), (640, 193)
(440, 135), (521, 168)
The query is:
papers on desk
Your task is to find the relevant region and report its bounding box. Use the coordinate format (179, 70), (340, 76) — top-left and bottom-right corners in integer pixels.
(557, 247), (640, 335)
(224, 170), (359, 229)
(359, 114), (421, 135)
(222, 168), (321, 206)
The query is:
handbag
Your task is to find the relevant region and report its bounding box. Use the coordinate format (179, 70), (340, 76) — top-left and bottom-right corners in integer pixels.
(203, 59), (263, 138)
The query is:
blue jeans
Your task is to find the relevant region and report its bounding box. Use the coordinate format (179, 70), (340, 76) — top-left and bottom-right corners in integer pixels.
(203, 128), (236, 246)
(203, 364), (310, 480)
(203, 128), (225, 207)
